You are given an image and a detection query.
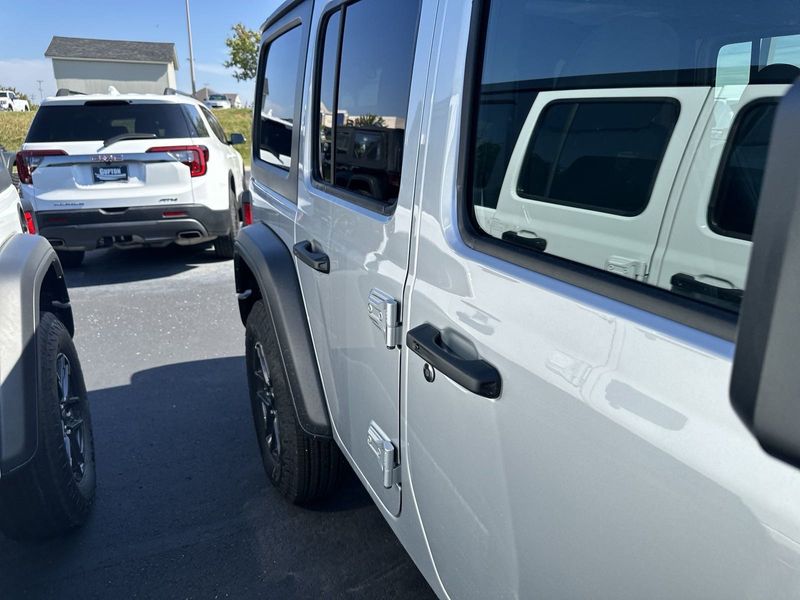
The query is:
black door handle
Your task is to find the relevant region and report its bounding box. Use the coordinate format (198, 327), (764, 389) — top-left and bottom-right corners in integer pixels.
(670, 273), (742, 311)
(407, 323), (501, 399)
(502, 230), (547, 252)
(293, 240), (330, 274)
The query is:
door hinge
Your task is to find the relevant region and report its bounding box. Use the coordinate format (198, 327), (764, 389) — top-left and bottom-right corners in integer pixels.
(367, 422), (400, 488)
(368, 288), (401, 349)
(605, 256), (648, 281)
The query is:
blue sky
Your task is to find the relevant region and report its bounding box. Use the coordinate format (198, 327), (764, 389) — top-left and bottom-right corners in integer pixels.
(0, 0), (283, 103)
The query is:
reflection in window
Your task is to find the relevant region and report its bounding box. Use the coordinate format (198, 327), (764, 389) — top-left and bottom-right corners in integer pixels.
(318, 11), (340, 184)
(467, 0), (799, 311)
(315, 0), (421, 203)
(711, 100), (778, 240)
(518, 100), (679, 216)
(259, 26), (302, 170)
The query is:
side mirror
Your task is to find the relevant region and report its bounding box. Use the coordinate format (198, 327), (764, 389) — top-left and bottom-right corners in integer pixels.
(731, 79), (800, 468)
(229, 133), (246, 146)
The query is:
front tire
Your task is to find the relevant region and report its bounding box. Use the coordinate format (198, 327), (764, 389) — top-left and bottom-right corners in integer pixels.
(0, 312), (96, 540)
(214, 187), (239, 260)
(245, 300), (341, 504)
(56, 249), (85, 269)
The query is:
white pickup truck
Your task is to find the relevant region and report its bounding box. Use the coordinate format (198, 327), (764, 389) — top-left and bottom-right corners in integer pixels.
(0, 91), (30, 112)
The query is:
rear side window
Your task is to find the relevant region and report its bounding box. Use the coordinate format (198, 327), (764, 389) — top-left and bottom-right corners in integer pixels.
(257, 25), (303, 170)
(315, 0), (421, 206)
(201, 106), (228, 144)
(184, 106), (210, 138)
(710, 100), (779, 240)
(517, 100), (679, 216)
(26, 102), (201, 142)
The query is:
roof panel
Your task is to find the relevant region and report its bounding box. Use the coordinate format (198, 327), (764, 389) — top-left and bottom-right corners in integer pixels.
(45, 36), (179, 68)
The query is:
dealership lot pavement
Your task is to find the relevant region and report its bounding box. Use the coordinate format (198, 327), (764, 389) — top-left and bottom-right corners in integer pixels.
(0, 246), (433, 599)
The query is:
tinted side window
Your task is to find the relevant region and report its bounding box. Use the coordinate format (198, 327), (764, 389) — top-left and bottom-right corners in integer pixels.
(710, 100), (778, 240)
(315, 0), (421, 205)
(467, 0), (799, 313)
(183, 105), (209, 138)
(201, 106), (227, 143)
(258, 25), (302, 170)
(517, 100), (679, 216)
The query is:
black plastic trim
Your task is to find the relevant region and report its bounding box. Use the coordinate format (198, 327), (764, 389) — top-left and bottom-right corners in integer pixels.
(35, 205), (231, 250)
(234, 223), (333, 438)
(730, 79), (800, 466)
(293, 240), (330, 273)
(456, 0), (738, 342)
(407, 323), (502, 399)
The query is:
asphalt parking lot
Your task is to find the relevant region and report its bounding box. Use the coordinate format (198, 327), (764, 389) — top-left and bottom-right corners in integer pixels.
(0, 245), (434, 599)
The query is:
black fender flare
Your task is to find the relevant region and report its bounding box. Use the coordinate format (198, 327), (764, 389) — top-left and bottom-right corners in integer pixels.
(234, 223), (332, 439)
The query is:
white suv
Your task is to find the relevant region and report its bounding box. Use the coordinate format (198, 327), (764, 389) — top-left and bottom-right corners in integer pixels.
(18, 89), (246, 267)
(204, 94), (232, 110)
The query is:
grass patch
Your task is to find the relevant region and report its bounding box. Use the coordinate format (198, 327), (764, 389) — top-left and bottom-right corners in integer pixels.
(212, 108), (254, 167)
(0, 108), (254, 166)
(0, 111), (36, 152)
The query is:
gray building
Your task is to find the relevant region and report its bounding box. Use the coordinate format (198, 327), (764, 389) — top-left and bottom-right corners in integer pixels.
(45, 36), (179, 95)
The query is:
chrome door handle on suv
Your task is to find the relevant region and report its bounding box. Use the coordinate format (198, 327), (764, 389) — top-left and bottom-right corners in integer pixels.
(407, 324), (501, 399)
(293, 240), (330, 274)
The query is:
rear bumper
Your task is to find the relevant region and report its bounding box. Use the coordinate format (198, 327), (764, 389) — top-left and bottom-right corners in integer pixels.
(35, 205), (231, 251)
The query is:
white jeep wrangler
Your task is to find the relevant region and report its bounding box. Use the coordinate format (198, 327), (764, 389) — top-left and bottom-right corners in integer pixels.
(234, 0), (800, 598)
(0, 163), (95, 539)
(0, 91), (30, 112)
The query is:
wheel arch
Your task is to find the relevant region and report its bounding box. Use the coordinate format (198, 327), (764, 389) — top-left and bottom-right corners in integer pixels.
(234, 223), (333, 438)
(0, 234), (72, 476)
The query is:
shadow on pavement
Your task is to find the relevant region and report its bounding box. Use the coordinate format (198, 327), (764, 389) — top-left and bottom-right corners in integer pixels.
(62, 244), (228, 288)
(0, 357), (431, 599)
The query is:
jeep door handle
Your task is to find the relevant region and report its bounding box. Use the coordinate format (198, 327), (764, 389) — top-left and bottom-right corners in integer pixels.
(293, 240), (330, 274)
(407, 324), (501, 399)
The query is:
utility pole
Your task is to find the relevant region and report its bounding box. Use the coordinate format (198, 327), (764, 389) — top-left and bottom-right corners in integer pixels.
(185, 0), (197, 95)
(36, 80), (44, 104)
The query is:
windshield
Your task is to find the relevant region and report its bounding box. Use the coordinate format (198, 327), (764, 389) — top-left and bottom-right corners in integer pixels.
(26, 102), (201, 143)
(0, 92), (8, 98)
(209, 95), (227, 101)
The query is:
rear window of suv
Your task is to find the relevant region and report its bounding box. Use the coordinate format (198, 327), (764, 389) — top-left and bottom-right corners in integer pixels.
(26, 102), (203, 143)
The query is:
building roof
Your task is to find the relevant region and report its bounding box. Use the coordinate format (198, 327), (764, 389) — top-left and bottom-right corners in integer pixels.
(45, 36), (179, 68)
(193, 87), (215, 101)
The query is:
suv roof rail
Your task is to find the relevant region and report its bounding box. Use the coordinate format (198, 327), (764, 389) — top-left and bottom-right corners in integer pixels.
(55, 88), (86, 97)
(164, 87), (195, 98)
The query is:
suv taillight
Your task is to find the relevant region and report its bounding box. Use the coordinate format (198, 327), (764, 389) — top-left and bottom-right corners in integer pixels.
(16, 150), (67, 184)
(147, 145), (209, 177)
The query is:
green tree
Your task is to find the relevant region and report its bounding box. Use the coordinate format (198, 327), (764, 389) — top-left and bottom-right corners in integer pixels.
(223, 24), (260, 82)
(353, 114), (386, 127)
